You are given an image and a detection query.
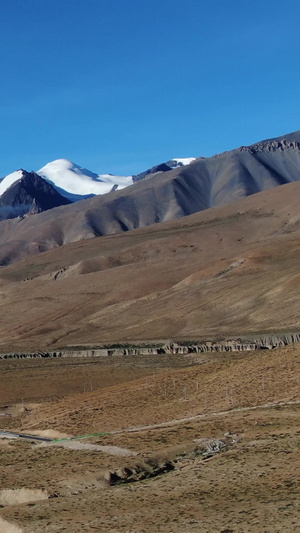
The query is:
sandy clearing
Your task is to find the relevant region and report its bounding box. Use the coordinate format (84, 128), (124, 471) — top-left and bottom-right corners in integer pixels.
(39, 440), (138, 456)
(24, 429), (71, 439)
(0, 517), (23, 533)
(0, 488), (49, 507)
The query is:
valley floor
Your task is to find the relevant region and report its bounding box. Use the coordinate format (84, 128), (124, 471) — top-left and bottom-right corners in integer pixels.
(1, 346), (300, 532)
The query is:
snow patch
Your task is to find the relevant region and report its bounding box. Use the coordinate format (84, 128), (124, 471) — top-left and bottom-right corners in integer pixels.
(0, 170), (23, 196)
(169, 158), (196, 167)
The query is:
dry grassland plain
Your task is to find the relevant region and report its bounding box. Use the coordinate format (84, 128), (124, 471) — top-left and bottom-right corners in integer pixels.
(1, 345), (300, 532)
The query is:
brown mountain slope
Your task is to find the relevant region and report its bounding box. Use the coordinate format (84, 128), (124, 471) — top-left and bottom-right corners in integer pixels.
(1, 130), (300, 266)
(1, 180), (300, 350)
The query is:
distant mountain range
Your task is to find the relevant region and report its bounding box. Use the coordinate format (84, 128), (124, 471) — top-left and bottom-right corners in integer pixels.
(0, 130), (300, 265)
(0, 157), (195, 219)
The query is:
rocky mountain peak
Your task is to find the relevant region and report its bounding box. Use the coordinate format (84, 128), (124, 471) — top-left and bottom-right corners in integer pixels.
(240, 139), (300, 154)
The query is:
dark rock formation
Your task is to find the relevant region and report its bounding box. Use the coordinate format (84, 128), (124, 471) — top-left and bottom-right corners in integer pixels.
(132, 162), (174, 182)
(0, 171), (71, 220)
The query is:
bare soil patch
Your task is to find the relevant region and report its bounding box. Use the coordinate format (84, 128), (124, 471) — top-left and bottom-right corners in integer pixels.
(0, 517), (23, 533)
(0, 489), (48, 507)
(42, 439), (138, 456)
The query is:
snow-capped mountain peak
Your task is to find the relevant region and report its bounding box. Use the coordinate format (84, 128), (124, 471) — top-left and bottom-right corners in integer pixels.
(0, 156), (196, 207)
(37, 159), (133, 201)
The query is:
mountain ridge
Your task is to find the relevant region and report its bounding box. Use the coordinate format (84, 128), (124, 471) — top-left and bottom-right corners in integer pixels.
(0, 129), (300, 266)
(0, 156), (195, 204)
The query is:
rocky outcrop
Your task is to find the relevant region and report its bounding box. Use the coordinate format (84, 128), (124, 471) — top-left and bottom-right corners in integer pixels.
(240, 140), (300, 154)
(171, 333), (300, 353)
(1, 333), (300, 360)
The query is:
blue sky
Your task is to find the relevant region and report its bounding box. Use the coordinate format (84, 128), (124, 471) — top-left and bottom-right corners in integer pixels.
(1, 0), (300, 177)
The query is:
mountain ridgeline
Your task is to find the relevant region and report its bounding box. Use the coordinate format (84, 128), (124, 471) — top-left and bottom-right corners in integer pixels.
(0, 130), (300, 265)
